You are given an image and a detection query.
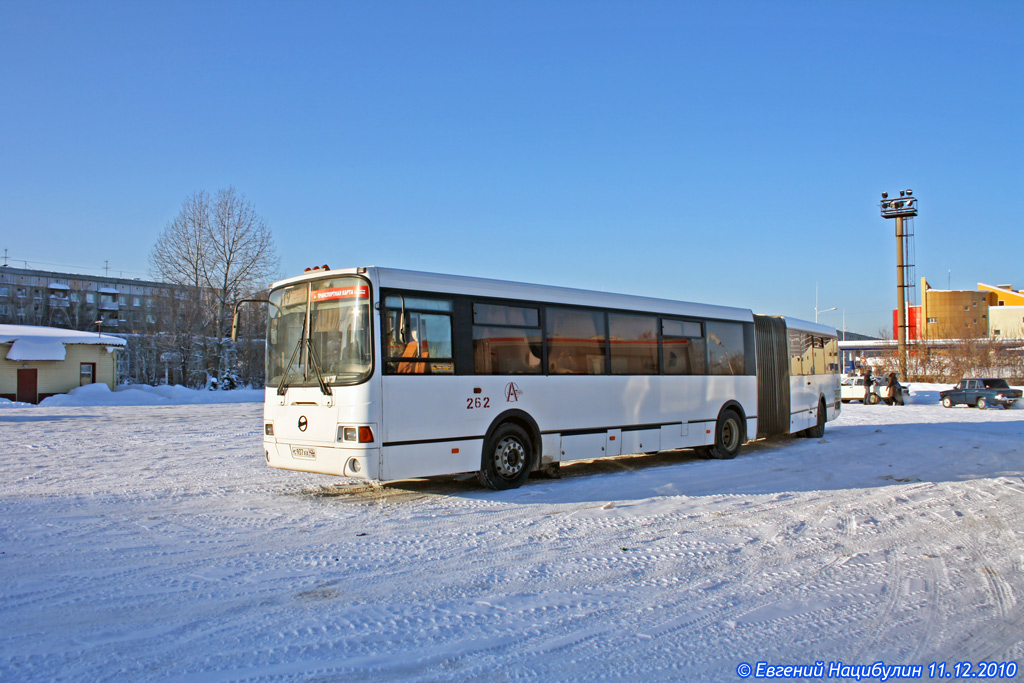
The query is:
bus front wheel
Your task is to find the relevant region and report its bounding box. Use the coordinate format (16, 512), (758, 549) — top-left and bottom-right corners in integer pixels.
(478, 423), (534, 490)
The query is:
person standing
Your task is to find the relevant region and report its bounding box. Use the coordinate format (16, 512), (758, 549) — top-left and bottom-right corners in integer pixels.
(887, 372), (904, 406)
(863, 367), (873, 404)
(883, 372), (895, 405)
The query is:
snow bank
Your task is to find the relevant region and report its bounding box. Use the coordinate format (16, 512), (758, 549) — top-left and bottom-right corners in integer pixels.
(0, 398), (34, 408)
(36, 382), (263, 406)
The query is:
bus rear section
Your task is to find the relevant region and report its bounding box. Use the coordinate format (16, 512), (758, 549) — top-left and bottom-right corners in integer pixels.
(753, 315), (841, 441)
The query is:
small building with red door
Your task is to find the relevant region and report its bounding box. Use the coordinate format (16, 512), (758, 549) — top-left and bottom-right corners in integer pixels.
(0, 324), (125, 404)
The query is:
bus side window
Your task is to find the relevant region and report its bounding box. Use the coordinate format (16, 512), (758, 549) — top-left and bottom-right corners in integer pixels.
(383, 295), (454, 374)
(471, 302), (542, 375)
(396, 326), (422, 374)
(707, 321), (747, 375)
(473, 327), (542, 374)
(609, 313), (658, 375)
(824, 337), (839, 373)
(385, 310), (405, 358)
(811, 336), (826, 375)
(789, 330), (811, 376)
(662, 319), (706, 375)
(546, 307), (607, 375)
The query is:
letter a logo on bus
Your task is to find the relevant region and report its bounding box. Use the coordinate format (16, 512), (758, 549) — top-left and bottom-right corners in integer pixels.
(505, 382), (522, 402)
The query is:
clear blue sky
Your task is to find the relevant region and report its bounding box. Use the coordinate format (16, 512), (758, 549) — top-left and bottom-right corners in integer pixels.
(2, 0), (1021, 335)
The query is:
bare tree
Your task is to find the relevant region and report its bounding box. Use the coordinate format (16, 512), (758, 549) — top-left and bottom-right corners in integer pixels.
(150, 187), (278, 387)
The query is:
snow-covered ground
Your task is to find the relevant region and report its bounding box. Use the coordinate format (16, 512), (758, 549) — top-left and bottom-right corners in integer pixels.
(2, 385), (1023, 681)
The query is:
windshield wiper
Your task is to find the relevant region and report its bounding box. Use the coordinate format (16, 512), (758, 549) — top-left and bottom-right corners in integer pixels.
(277, 325), (332, 397)
(277, 333), (304, 396)
(305, 338), (332, 396)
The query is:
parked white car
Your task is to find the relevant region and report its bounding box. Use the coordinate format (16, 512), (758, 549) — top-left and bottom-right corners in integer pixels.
(840, 376), (881, 404)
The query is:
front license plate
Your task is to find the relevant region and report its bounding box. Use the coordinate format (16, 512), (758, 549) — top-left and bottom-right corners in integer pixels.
(291, 445), (317, 460)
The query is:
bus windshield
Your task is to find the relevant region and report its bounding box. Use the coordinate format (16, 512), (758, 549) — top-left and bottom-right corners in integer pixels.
(266, 276), (372, 389)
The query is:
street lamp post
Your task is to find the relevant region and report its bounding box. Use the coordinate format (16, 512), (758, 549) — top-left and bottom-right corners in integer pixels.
(814, 284), (837, 323)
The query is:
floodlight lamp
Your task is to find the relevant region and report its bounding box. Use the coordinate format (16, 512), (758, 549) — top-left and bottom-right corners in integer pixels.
(900, 190), (905, 197)
(882, 192), (888, 199)
(906, 189), (912, 195)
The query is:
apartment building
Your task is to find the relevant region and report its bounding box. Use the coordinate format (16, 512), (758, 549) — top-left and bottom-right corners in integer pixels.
(0, 265), (174, 334)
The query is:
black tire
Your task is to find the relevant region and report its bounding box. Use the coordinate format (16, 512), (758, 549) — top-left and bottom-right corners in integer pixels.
(804, 401), (826, 439)
(977, 397), (988, 410)
(478, 423), (533, 490)
(941, 396), (953, 408)
(707, 408), (743, 459)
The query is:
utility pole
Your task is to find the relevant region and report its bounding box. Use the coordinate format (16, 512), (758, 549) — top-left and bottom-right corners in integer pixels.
(880, 190), (918, 380)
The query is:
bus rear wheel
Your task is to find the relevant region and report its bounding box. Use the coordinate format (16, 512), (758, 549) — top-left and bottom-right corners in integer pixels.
(803, 400), (826, 439)
(478, 423), (533, 490)
(707, 408), (743, 460)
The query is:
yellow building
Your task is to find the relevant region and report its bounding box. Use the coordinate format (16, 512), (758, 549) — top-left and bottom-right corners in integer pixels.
(979, 283), (1024, 339)
(918, 280), (1024, 340)
(1, 324), (124, 404)
(919, 278), (994, 340)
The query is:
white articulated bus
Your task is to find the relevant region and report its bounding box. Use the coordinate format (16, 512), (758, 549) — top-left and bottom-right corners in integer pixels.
(260, 266), (840, 490)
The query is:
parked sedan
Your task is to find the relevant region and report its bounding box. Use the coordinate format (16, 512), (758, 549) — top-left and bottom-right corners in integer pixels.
(939, 378), (1022, 409)
(840, 376), (881, 404)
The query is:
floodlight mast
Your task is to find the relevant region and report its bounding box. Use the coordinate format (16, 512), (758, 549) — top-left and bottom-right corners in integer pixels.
(880, 190), (918, 380)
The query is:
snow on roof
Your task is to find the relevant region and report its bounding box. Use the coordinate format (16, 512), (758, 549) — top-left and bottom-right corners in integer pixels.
(47, 282), (70, 290)
(98, 287), (120, 294)
(0, 324), (125, 362)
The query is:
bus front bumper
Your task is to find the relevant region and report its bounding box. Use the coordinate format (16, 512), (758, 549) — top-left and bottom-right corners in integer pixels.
(265, 440), (380, 480)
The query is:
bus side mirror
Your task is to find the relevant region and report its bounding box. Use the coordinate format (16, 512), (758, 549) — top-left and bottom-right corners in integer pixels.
(230, 298), (275, 343)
